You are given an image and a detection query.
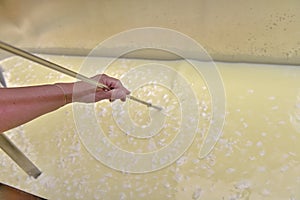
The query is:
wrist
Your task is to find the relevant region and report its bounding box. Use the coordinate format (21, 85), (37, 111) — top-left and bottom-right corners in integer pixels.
(53, 83), (73, 104)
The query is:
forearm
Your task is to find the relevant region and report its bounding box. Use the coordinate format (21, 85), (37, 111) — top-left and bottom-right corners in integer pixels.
(0, 84), (73, 132)
(0, 74), (130, 132)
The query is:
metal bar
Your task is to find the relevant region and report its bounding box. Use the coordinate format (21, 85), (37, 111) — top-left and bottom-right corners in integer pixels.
(0, 133), (41, 178)
(0, 66), (6, 87)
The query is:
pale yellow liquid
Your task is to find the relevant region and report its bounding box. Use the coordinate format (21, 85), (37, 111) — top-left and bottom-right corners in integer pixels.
(0, 55), (299, 199)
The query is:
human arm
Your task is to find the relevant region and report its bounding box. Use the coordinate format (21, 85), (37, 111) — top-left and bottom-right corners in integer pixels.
(0, 74), (130, 132)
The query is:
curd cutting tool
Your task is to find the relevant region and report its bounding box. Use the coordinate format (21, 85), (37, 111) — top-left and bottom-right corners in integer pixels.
(0, 40), (163, 111)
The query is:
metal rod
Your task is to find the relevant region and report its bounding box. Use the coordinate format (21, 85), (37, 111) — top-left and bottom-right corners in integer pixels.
(0, 133), (42, 178)
(0, 40), (162, 110)
(0, 66), (7, 87)
(127, 96), (162, 111)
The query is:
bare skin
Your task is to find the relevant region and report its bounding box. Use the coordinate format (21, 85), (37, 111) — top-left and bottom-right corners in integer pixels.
(0, 74), (130, 132)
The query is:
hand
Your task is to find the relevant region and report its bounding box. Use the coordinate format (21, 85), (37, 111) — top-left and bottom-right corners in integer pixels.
(96, 74), (131, 102)
(58, 74), (131, 103)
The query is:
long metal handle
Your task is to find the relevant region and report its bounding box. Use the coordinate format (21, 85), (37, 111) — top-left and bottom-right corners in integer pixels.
(0, 133), (42, 178)
(0, 41), (108, 89)
(0, 40), (162, 110)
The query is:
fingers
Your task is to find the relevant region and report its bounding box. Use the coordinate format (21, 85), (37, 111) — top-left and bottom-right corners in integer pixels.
(94, 74), (131, 102)
(106, 89), (129, 102)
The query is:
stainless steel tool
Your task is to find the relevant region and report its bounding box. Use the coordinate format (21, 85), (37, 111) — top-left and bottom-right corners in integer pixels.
(0, 66), (6, 87)
(0, 133), (42, 178)
(0, 40), (163, 111)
